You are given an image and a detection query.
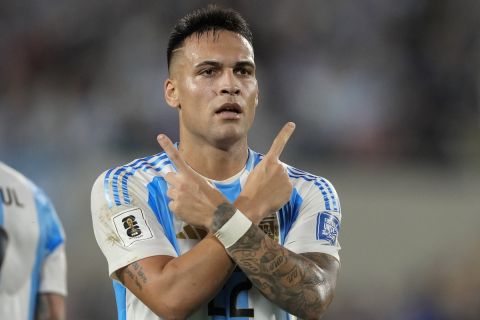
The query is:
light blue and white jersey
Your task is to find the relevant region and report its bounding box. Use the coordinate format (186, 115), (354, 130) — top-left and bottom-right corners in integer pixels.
(91, 149), (341, 320)
(0, 162), (67, 320)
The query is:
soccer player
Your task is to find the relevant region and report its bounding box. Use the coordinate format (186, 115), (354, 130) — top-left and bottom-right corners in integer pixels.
(91, 5), (341, 320)
(0, 162), (67, 320)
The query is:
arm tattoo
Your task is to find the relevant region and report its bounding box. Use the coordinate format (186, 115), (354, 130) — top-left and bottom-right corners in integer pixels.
(117, 261), (148, 291)
(211, 202), (236, 232)
(227, 226), (337, 319)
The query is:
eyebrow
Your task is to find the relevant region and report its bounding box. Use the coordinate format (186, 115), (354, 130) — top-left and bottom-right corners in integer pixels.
(194, 60), (256, 69)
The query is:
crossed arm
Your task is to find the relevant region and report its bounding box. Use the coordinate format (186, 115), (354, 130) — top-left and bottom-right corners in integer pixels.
(116, 215), (338, 319)
(215, 203), (339, 319)
(115, 235), (236, 319)
(115, 123), (339, 319)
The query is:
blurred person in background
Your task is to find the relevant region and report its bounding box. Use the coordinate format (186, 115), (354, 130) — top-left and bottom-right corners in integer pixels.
(0, 161), (67, 320)
(91, 5), (341, 320)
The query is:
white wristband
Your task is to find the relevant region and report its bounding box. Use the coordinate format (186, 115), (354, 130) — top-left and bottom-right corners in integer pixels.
(214, 209), (252, 248)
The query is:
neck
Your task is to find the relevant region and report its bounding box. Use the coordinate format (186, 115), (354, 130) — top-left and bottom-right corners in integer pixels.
(178, 136), (249, 181)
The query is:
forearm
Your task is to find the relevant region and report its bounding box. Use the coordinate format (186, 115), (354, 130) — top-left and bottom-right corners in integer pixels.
(35, 293), (65, 320)
(117, 234), (235, 318)
(229, 226), (335, 319)
(212, 203), (336, 319)
(162, 234), (236, 308)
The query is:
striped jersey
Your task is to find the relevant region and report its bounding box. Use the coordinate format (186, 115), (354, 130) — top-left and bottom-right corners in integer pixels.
(91, 148), (341, 320)
(0, 162), (67, 320)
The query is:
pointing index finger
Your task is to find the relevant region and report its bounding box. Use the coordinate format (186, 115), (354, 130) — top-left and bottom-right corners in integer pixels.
(267, 122), (296, 160)
(157, 134), (189, 172)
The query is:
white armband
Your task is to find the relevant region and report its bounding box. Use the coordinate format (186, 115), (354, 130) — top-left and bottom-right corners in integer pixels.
(214, 209), (252, 248)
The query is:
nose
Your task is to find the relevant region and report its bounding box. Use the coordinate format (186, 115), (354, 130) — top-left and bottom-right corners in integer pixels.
(219, 70), (240, 96)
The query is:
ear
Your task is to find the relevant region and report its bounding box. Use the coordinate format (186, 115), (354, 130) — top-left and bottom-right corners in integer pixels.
(164, 79), (180, 109)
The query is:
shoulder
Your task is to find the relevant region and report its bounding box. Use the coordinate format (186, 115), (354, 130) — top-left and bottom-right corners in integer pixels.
(285, 164), (330, 185)
(284, 163), (340, 213)
(285, 163), (337, 191)
(91, 152), (173, 208)
(0, 161), (53, 208)
(93, 152), (173, 188)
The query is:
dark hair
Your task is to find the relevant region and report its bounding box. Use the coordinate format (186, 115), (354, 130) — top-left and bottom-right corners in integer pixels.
(167, 5), (253, 71)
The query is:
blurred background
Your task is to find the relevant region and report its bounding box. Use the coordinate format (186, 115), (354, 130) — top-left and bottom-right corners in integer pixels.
(1, 0), (479, 319)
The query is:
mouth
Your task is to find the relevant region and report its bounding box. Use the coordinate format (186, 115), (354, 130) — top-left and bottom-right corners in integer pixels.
(215, 103), (243, 115)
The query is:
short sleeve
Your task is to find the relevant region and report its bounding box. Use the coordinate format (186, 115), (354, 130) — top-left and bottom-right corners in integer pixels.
(284, 177), (342, 261)
(34, 188), (67, 295)
(39, 244), (67, 295)
(91, 172), (178, 278)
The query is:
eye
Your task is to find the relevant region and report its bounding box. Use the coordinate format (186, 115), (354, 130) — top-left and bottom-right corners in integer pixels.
(235, 67), (253, 76)
(199, 68), (216, 77)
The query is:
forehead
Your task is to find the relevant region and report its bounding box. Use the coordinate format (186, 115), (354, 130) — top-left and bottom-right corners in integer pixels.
(173, 30), (254, 68)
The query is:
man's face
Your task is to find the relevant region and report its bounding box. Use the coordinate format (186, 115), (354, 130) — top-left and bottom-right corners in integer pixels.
(166, 30), (258, 148)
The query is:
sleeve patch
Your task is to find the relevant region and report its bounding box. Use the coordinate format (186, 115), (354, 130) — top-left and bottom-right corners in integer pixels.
(316, 211), (340, 245)
(112, 208), (153, 247)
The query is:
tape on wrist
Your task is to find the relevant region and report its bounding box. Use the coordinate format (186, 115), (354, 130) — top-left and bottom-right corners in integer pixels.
(214, 209), (252, 248)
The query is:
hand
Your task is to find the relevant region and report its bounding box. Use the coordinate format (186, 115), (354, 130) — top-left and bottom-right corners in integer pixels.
(157, 134), (227, 231)
(235, 122), (295, 224)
